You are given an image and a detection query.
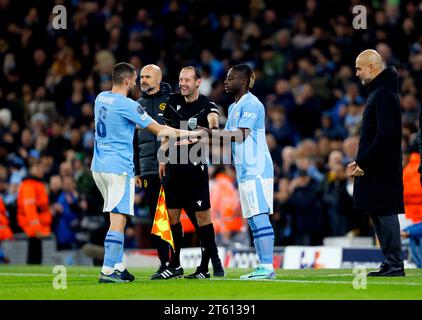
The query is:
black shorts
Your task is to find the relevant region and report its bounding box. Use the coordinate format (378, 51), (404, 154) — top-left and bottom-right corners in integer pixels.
(163, 163), (210, 212)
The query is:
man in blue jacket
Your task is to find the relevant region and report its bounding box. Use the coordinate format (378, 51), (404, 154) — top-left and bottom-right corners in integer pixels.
(402, 223), (422, 268)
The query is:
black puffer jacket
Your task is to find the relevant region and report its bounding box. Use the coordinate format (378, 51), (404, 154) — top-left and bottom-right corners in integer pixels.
(134, 82), (171, 177)
(353, 67), (404, 215)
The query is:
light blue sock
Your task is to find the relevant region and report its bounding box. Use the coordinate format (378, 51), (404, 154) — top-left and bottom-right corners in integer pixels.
(247, 217), (262, 264)
(102, 230), (124, 273)
(114, 235), (125, 271)
(250, 214), (274, 266)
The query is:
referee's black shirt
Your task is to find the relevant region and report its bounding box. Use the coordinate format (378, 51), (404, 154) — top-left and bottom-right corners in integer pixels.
(163, 93), (219, 165)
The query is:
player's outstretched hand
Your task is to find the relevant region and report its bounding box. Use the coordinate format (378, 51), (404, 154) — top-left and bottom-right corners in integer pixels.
(195, 126), (212, 137)
(175, 138), (200, 146)
(135, 176), (142, 187)
(159, 163), (166, 180)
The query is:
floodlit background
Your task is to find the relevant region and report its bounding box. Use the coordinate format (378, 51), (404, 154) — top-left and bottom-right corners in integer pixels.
(0, 0), (422, 271)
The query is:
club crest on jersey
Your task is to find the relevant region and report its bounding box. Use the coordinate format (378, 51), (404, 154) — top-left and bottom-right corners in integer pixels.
(188, 117), (197, 130)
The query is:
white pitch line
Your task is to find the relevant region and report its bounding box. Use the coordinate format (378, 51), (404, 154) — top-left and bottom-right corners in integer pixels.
(207, 278), (422, 286)
(0, 273), (96, 278)
(1, 273), (422, 286)
(281, 273), (354, 277)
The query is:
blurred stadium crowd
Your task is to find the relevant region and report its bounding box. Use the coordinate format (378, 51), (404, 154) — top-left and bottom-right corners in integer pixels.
(1, 0), (422, 258)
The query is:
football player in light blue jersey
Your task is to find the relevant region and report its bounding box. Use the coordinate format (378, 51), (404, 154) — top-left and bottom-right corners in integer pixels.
(224, 65), (275, 279)
(203, 64), (275, 279)
(92, 62), (198, 283)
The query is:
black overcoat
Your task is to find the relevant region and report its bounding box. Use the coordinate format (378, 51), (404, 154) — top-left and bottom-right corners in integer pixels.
(353, 67), (404, 216)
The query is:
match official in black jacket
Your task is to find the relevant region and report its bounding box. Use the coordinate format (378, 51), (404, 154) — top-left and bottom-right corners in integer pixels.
(348, 50), (405, 277)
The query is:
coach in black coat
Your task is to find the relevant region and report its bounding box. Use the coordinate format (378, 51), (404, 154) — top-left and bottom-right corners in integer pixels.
(353, 67), (404, 214)
(348, 50), (405, 277)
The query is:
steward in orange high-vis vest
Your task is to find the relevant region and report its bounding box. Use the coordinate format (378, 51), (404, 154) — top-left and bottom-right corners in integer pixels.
(210, 171), (243, 236)
(17, 161), (52, 264)
(17, 177), (52, 237)
(0, 196), (13, 241)
(403, 153), (422, 223)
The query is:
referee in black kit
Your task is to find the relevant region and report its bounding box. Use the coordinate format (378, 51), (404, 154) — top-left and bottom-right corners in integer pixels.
(152, 66), (225, 280)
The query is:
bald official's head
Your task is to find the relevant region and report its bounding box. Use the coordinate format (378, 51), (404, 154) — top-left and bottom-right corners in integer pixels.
(140, 64), (162, 94)
(355, 49), (385, 86)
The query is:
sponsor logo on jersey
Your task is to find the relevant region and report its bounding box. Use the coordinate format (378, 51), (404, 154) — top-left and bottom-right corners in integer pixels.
(243, 111), (257, 119)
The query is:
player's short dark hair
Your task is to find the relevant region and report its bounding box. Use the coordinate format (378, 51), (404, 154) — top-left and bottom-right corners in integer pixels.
(181, 66), (202, 80)
(231, 64), (256, 89)
(112, 62), (136, 85)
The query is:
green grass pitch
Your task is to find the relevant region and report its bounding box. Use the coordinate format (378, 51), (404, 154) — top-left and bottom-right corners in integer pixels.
(1, 265), (422, 300)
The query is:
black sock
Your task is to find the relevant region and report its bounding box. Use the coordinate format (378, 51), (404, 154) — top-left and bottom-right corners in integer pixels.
(27, 237), (42, 264)
(169, 223), (183, 268)
(152, 234), (170, 266)
(198, 223), (218, 271)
